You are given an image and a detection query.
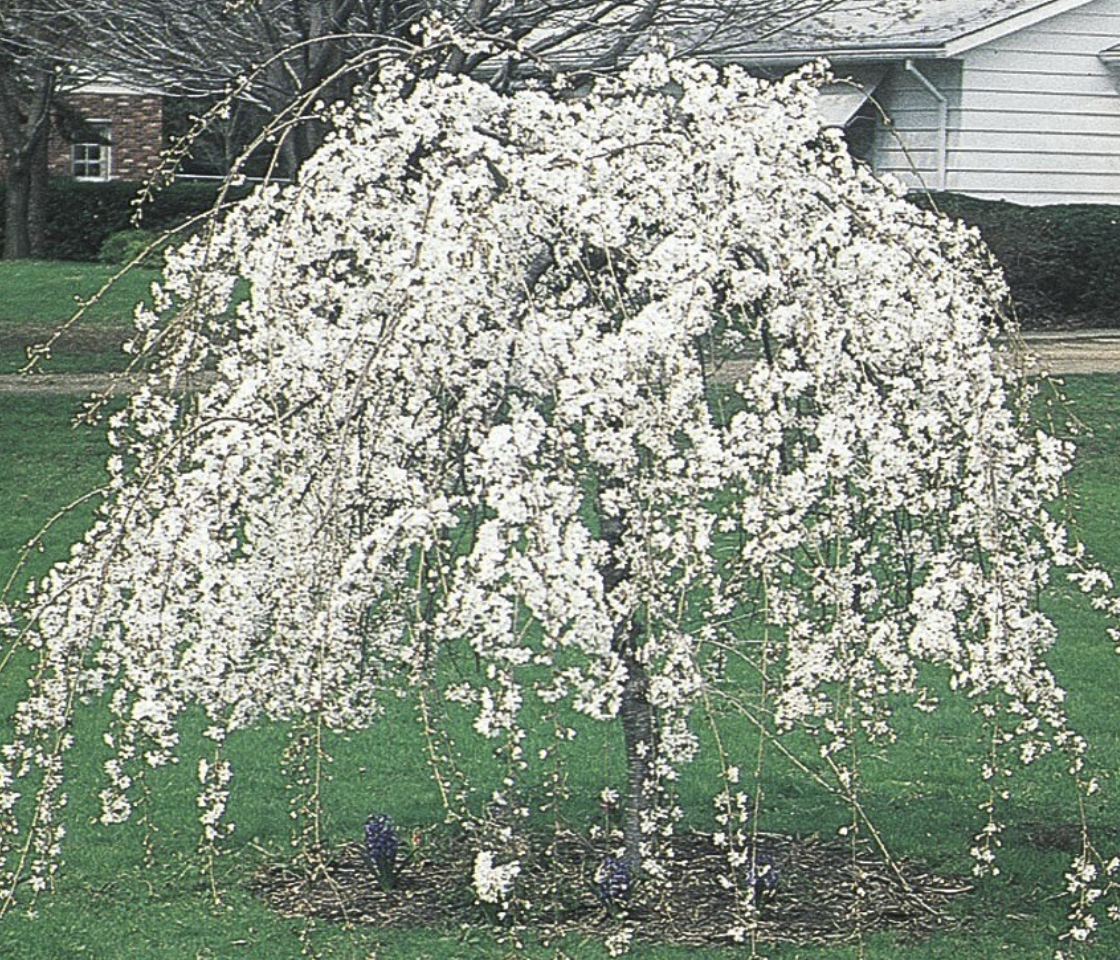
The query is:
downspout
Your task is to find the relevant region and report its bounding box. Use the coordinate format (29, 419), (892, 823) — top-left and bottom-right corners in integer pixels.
(904, 59), (948, 192)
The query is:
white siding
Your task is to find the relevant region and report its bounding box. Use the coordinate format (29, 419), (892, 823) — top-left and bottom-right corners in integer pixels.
(868, 0), (1120, 204)
(946, 0), (1120, 203)
(870, 60), (962, 193)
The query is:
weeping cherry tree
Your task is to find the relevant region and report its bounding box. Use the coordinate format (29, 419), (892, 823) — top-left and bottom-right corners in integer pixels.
(2, 51), (1117, 943)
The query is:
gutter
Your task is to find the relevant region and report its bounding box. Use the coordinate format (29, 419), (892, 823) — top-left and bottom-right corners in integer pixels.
(904, 59), (948, 192)
(725, 44), (947, 67)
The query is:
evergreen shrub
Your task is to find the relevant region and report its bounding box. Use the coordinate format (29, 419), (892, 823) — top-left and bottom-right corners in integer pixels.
(914, 193), (1120, 329)
(0, 178), (251, 262)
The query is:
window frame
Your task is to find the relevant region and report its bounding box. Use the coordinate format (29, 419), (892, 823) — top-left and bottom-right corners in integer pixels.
(71, 119), (113, 181)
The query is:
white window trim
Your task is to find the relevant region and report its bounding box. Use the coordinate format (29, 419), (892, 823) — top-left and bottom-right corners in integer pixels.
(72, 119), (112, 181)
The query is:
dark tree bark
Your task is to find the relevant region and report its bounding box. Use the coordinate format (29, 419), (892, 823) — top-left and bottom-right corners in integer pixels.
(3, 169), (33, 260)
(0, 63), (53, 260)
(27, 125), (48, 258)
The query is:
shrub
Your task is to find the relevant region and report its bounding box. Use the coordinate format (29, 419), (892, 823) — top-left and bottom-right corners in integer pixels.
(0, 177), (252, 262)
(98, 228), (174, 267)
(912, 193), (1120, 330)
(37, 178), (137, 261)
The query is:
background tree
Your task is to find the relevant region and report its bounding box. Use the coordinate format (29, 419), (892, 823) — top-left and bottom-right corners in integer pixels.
(2, 51), (1116, 941)
(0, 53), (49, 258)
(0, 1), (134, 257)
(62, 0), (919, 176)
(0, 3), (66, 258)
(0, 0), (938, 254)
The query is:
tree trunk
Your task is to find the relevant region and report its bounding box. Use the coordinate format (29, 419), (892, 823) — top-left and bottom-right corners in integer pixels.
(28, 132), (48, 258)
(1, 67), (53, 260)
(3, 135), (48, 260)
(619, 645), (658, 873)
(4, 159), (34, 260)
(598, 479), (661, 873)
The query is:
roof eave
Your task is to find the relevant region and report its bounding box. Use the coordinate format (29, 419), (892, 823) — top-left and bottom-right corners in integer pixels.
(722, 0), (1104, 66)
(723, 43), (949, 67)
(72, 81), (164, 97)
(942, 0), (1100, 57)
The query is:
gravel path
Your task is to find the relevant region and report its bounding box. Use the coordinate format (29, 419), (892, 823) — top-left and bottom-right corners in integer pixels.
(0, 333), (1117, 396)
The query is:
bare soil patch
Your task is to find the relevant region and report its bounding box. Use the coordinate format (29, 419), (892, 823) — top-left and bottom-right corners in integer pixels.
(253, 829), (968, 948)
(0, 370), (216, 396)
(0, 322), (129, 355)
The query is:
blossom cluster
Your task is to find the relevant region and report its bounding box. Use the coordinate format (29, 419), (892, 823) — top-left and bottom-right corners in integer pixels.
(472, 849), (521, 905)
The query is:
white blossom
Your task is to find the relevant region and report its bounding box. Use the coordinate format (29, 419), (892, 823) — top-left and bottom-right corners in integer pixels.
(472, 849), (521, 904)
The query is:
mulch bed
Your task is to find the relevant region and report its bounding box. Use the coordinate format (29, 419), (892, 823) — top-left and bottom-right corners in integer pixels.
(253, 828), (971, 948)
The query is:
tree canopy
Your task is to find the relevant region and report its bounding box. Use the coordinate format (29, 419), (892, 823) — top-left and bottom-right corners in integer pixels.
(2, 51), (1117, 944)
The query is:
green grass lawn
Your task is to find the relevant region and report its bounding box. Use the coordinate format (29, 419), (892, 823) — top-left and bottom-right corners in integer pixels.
(0, 261), (158, 327)
(0, 260), (159, 375)
(0, 368), (1117, 958)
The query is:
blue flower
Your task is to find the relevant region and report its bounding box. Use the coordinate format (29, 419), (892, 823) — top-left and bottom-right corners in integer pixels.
(364, 812), (401, 889)
(595, 855), (632, 905)
(745, 850), (778, 902)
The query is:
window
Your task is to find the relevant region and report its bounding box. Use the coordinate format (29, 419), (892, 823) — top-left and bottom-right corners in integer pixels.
(72, 120), (112, 180)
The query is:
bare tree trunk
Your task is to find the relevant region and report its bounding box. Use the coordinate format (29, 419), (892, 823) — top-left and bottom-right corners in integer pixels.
(28, 129), (49, 259)
(619, 644), (657, 873)
(3, 163), (33, 260)
(3, 131), (49, 260)
(599, 478), (660, 873)
(0, 58), (54, 260)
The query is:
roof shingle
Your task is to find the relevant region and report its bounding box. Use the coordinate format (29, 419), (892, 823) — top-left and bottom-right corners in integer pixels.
(684, 0), (1092, 60)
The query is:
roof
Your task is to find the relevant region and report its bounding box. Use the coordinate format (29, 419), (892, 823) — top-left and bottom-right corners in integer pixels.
(684, 0), (1105, 63)
(72, 80), (162, 97)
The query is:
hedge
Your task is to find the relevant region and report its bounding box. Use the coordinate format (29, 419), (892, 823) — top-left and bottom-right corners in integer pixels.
(0, 177), (252, 263)
(912, 193), (1120, 330)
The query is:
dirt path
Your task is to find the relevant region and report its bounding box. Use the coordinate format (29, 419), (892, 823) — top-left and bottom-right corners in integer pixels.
(0, 334), (1117, 396)
(0, 371), (216, 396)
(1019, 331), (1120, 376)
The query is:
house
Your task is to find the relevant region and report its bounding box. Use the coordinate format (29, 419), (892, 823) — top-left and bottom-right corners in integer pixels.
(49, 80), (163, 183)
(704, 0), (1120, 205)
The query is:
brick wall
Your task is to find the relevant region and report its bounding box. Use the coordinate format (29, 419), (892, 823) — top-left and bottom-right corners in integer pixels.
(47, 91), (164, 182)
